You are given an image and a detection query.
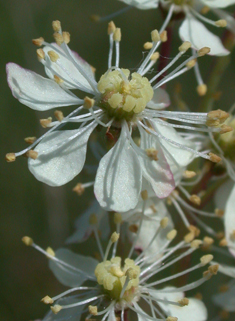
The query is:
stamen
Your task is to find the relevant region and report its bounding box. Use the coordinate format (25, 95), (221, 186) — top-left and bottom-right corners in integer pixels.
(103, 232), (119, 261)
(32, 37), (44, 46)
(5, 153), (16, 162)
(24, 137), (37, 144)
(52, 20), (61, 32)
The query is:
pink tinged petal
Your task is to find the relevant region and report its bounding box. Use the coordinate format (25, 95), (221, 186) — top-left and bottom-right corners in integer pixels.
(6, 63), (81, 111)
(149, 288), (208, 321)
(94, 127), (142, 212)
(213, 283), (235, 312)
(179, 15), (230, 56)
(139, 126), (175, 198)
(147, 88), (170, 109)
(119, 0), (159, 9)
(28, 123), (96, 186)
(49, 248), (98, 287)
(200, 0), (235, 8)
(43, 45), (95, 91)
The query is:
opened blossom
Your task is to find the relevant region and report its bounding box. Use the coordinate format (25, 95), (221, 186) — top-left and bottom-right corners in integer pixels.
(6, 20), (224, 212)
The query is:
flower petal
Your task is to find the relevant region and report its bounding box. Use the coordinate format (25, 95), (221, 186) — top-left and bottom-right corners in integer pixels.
(213, 282), (235, 312)
(139, 126), (175, 198)
(179, 15), (230, 56)
(147, 88), (170, 109)
(200, 0), (235, 8)
(49, 248), (98, 287)
(6, 63), (81, 110)
(213, 8), (235, 34)
(43, 44), (96, 91)
(119, 0), (159, 9)
(28, 122), (96, 186)
(94, 126), (142, 212)
(224, 184), (235, 256)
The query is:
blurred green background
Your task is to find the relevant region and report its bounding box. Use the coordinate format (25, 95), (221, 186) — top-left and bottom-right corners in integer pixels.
(1, 0), (235, 320)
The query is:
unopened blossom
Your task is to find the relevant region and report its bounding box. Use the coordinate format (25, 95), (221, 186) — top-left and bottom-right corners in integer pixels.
(6, 21), (223, 212)
(22, 219), (213, 321)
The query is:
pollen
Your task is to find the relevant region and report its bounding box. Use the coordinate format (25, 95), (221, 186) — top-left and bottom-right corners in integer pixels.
(97, 69), (153, 121)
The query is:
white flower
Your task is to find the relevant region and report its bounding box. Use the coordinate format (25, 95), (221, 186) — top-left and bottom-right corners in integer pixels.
(6, 21), (222, 212)
(23, 220), (212, 321)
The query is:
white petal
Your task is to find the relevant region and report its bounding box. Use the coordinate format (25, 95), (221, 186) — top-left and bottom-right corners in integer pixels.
(94, 126), (142, 212)
(201, 0), (235, 8)
(212, 261), (235, 278)
(149, 288), (208, 321)
(29, 122), (96, 186)
(66, 200), (109, 244)
(179, 15), (230, 56)
(6, 63), (81, 110)
(224, 184), (235, 256)
(213, 282), (235, 312)
(139, 126), (175, 198)
(147, 88), (170, 109)
(119, 0), (159, 9)
(43, 297), (83, 321)
(49, 248), (98, 287)
(43, 44), (95, 91)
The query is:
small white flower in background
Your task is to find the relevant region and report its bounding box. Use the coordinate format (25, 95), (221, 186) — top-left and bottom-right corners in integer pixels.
(22, 214), (213, 321)
(6, 21), (224, 212)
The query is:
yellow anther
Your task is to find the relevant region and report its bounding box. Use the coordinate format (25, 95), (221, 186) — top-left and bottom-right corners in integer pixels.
(191, 239), (203, 249)
(151, 29), (160, 42)
(160, 30), (167, 42)
(215, 209), (224, 217)
(46, 247), (55, 258)
(89, 214), (98, 225)
(183, 170), (196, 178)
(52, 20), (61, 32)
(144, 42), (153, 50)
(146, 148), (158, 161)
(36, 48), (45, 61)
(53, 32), (64, 45)
(178, 41), (191, 52)
(203, 236), (214, 246)
(208, 264), (219, 275)
(141, 190), (148, 200)
(167, 229), (177, 241)
(51, 305), (62, 314)
(107, 21), (116, 35)
(160, 217), (169, 228)
(219, 238), (228, 247)
(54, 110), (64, 122)
(129, 224), (138, 233)
(54, 75), (64, 84)
(186, 59), (197, 69)
(72, 183), (85, 196)
(89, 305), (98, 316)
(198, 47), (210, 57)
(189, 194), (201, 206)
(113, 28), (121, 42)
(110, 266), (125, 277)
(126, 268), (138, 279)
(5, 153), (16, 162)
(111, 232), (119, 243)
(184, 232), (195, 243)
(197, 84), (207, 96)
(48, 51), (60, 62)
(209, 152), (222, 163)
(166, 317), (178, 321)
(215, 19), (227, 27)
(62, 31), (70, 44)
(22, 236), (33, 246)
(220, 125), (233, 134)
(41, 295), (54, 304)
(195, 292), (203, 300)
(207, 109), (229, 125)
(84, 96), (95, 109)
(32, 37), (44, 46)
(24, 137), (36, 144)
(178, 298), (189, 306)
(114, 213), (122, 224)
(26, 150), (38, 160)
(200, 254), (213, 266)
(150, 52), (160, 61)
(200, 6), (210, 14)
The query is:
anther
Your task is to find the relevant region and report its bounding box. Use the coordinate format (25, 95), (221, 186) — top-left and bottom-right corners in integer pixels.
(111, 232), (119, 243)
(146, 148), (158, 161)
(46, 247), (55, 257)
(160, 30), (167, 42)
(48, 50), (60, 62)
(89, 214), (98, 225)
(219, 238), (228, 247)
(178, 41), (191, 52)
(89, 305), (98, 316)
(184, 232), (195, 243)
(200, 254), (213, 266)
(5, 153), (16, 162)
(195, 292), (203, 300)
(32, 37), (44, 46)
(51, 305), (62, 314)
(208, 264), (219, 275)
(188, 225), (200, 236)
(113, 28), (121, 42)
(203, 236), (214, 246)
(167, 229), (177, 241)
(209, 153), (222, 163)
(141, 190), (148, 200)
(41, 295), (54, 304)
(129, 224), (138, 233)
(52, 20), (61, 32)
(53, 32), (64, 45)
(126, 268), (138, 279)
(207, 109), (229, 124)
(197, 84), (207, 96)
(166, 317), (178, 321)
(62, 31), (70, 44)
(183, 170), (196, 178)
(22, 236), (33, 246)
(72, 183), (85, 196)
(107, 21), (116, 35)
(160, 217), (168, 228)
(215, 20), (227, 27)
(24, 137), (36, 144)
(189, 194), (201, 206)
(36, 48), (45, 61)
(216, 231), (225, 239)
(219, 284), (229, 293)
(144, 42), (153, 50)
(110, 266), (125, 277)
(54, 110), (64, 122)
(178, 298), (189, 306)
(201, 6), (210, 14)
(40, 117), (52, 128)
(150, 52), (160, 61)
(215, 209), (224, 217)
(26, 150), (38, 160)
(114, 213), (122, 224)
(84, 96), (95, 109)
(191, 239), (203, 249)
(186, 59), (197, 69)
(54, 75), (64, 84)
(151, 29), (160, 42)
(198, 47), (210, 57)
(220, 125), (233, 134)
